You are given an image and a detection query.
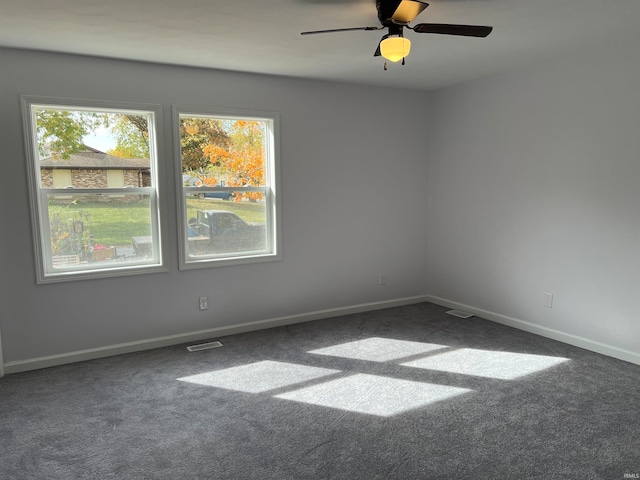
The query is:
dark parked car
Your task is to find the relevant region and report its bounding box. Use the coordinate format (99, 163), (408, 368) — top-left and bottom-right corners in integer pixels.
(187, 210), (265, 254)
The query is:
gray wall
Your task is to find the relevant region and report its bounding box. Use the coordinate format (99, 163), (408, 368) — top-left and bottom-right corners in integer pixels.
(0, 48), (431, 367)
(427, 35), (640, 360)
(3, 33), (640, 371)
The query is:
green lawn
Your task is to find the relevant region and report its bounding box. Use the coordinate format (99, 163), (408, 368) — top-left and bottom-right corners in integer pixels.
(186, 198), (266, 224)
(49, 196), (266, 247)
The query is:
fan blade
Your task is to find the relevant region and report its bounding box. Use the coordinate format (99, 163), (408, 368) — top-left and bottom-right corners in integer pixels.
(301, 26), (381, 35)
(412, 23), (493, 37)
(391, 1), (429, 24)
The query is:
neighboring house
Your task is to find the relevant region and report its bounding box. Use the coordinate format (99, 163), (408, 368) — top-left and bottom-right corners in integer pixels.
(40, 145), (151, 189)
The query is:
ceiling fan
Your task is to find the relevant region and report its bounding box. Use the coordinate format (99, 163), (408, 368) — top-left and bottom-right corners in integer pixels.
(301, 0), (493, 68)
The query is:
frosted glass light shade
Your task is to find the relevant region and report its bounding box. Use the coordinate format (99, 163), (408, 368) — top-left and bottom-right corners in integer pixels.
(380, 36), (411, 62)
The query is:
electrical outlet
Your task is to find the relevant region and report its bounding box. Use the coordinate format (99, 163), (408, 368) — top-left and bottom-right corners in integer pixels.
(544, 292), (553, 308)
(379, 273), (387, 285)
(199, 296), (209, 311)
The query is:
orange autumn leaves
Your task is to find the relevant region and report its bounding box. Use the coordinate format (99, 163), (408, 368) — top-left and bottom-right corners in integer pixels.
(202, 120), (266, 202)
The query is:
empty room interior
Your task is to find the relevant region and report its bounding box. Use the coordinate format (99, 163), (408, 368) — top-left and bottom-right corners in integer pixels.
(1, 0), (639, 478)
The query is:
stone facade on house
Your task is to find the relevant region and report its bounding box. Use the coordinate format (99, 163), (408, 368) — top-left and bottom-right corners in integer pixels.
(41, 168), (151, 189)
(40, 146), (151, 202)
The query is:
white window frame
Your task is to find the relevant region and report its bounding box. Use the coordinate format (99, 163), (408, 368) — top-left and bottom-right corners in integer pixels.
(173, 106), (282, 269)
(21, 96), (168, 283)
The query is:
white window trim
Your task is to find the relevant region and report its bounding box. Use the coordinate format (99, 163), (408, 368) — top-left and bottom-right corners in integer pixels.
(172, 106), (282, 270)
(21, 95), (169, 283)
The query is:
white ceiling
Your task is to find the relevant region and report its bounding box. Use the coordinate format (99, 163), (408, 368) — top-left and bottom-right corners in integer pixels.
(1, 0), (639, 91)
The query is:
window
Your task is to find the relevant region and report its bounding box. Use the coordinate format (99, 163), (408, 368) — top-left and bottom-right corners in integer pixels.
(51, 169), (72, 188)
(174, 107), (280, 268)
(22, 97), (166, 282)
(107, 170), (125, 188)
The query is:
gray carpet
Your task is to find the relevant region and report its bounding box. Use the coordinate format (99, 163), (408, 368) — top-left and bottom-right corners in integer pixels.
(1, 302), (639, 479)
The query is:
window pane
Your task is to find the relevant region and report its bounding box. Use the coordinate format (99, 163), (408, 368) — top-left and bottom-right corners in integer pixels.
(179, 116), (267, 187)
(46, 193), (157, 271)
(185, 194), (267, 257)
(36, 108), (152, 190)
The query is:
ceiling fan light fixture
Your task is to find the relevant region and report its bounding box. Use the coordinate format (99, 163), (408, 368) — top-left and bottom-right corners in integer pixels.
(380, 35), (411, 62)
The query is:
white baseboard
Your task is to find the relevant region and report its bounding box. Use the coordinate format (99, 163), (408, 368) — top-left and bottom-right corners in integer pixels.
(425, 295), (640, 366)
(3, 295), (429, 375)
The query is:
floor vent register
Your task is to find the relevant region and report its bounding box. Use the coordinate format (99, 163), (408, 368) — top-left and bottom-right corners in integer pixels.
(186, 341), (224, 352)
(446, 310), (475, 319)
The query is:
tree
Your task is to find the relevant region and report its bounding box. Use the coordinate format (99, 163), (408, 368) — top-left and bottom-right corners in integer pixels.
(180, 118), (230, 172)
(203, 120), (266, 201)
(35, 109), (151, 159)
(107, 115), (149, 158)
(35, 109), (105, 159)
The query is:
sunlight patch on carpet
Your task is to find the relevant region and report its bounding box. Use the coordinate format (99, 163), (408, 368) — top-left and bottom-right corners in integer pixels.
(308, 337), (448, 362)
(401, 349), (569, 380)
(275, 373), (472, 417)
(177, 361), (340, 393)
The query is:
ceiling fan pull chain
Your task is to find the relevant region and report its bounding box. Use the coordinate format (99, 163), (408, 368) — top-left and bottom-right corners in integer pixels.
(402, 57), (405, 66)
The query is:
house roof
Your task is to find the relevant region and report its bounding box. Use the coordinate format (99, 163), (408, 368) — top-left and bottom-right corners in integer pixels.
(40, 146), (150, 170)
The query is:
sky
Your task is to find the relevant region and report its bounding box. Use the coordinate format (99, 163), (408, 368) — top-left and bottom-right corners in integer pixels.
(82, 126), (116, 153)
